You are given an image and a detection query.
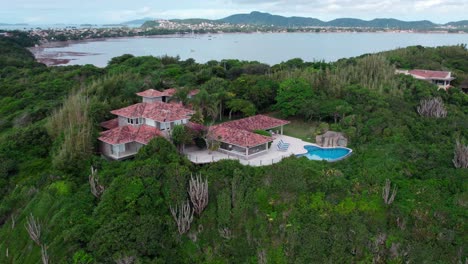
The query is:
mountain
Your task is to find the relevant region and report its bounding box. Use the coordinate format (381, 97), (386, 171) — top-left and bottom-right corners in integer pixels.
(217, 11), (450, 29)
(326, 18), (436, 29)
(121, 17), (155, 25)
(445, 20), (468, 27)
(135, 11), (467, 30)
(220, 11), (324, 27)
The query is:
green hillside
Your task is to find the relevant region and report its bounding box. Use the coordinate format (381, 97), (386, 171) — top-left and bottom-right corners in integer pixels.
(220, 11), (324, 27)
(220, 11), (441, 29)
(0, 33), (467, 263)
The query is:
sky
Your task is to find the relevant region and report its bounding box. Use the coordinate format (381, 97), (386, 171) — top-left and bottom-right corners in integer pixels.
(1, 0), (467, 24)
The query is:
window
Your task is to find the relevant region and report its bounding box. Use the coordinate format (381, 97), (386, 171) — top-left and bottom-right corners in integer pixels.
(111, 144), (125, 154)
(127, 118), (143, 125)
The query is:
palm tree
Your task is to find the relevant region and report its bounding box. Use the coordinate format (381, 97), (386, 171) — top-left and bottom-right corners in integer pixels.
(191, 89), (218, 122)
(201, 77), (232, 121)
(169, 87), (190, 106)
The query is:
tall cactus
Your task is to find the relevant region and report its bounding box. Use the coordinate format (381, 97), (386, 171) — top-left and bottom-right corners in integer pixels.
(188, 174), (209, 215)
(453, 140), (468, 168)
(417, 97), (447, 118)
(89, 166), (104, 198)
(170, 200), (194, 234)
(382, 179), (397, 205)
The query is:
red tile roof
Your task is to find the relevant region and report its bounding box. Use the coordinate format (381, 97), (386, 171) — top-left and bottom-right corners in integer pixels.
(134, 125), (163, 144)
(219, 115), (290, 131)
(100, 118), (119, 130)
(111, 102), (194, 122)
(210, 125), (273, 148)
(409, 69), (452, 80)
(111, 103), (146, 118)
(136, 89), (164, 98)
(98, 125), (162, 145)
(208, 115), (289, 147)
(136, 88), (177, 98)
(189, 89), (199, 96)
(162, 88), (177, 96)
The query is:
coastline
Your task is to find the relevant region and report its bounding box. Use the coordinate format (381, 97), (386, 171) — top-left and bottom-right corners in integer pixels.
(28, 31), (468, 67)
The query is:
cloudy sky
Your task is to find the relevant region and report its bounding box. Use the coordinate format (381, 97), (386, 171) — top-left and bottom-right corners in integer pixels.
(1, 0), (467, 24)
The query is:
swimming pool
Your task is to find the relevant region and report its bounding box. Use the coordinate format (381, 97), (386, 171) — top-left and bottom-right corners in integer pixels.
(297, 145), (352, 162)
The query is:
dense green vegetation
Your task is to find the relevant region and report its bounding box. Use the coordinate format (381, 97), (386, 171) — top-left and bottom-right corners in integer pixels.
(0, 34), (467, 263)
(173, 11), (468, 30)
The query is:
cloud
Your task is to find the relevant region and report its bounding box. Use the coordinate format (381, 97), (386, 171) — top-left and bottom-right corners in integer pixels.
(1, 0), (467, 24)
(104, 6), (154, 22)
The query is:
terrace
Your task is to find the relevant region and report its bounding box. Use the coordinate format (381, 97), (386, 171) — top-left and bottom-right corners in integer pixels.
(184, 135), (310, 166)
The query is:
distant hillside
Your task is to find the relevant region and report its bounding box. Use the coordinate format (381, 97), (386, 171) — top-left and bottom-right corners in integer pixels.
(218, 11), (464, 29)
(133, 11), (468, 30)
(326, 18), (436, 29)
(170, 18), (216, 24)
(445, 20), (468, 27)
(220, 11), (324, 27)
(141, 21), (160, 28)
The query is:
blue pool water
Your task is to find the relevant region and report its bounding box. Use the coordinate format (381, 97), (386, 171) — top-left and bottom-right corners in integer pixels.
(298, 145), (352, 162)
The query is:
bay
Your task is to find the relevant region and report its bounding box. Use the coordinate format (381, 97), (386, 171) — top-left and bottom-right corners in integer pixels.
(30, 32), (468, 67)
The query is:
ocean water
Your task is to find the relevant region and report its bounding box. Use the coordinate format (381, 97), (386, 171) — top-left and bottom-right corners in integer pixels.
(30, 32), (468, 67)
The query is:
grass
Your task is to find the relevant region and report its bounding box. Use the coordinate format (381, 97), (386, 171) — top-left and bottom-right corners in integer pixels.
(282, 118), (317, 142)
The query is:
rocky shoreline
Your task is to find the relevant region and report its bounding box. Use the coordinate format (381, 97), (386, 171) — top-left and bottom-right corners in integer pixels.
(30, 40), (101, 66)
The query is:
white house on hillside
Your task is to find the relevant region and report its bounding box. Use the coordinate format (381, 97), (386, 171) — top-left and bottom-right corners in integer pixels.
(98, 88), (195, 160)
(397, 69), (455, 90)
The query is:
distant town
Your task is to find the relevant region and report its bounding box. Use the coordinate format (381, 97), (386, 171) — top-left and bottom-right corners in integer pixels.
(4, 19), (464, 45)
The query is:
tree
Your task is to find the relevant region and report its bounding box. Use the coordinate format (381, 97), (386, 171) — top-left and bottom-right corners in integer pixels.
(169, 87), (190, 106)
(201, 77), (232, 120)
(230, 76), (278, 110)
(275, 78), (314, 117)
(319, 99), (353, 123)
(191, 88), (219, 121)
(227, 99), (256, 119)
(171, 125), (193, 152)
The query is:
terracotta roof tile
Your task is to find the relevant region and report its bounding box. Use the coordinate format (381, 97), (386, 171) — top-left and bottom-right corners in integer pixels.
(162, 88), (177, 96)
(189, 89), (199, 96)
(210, 126), (273, 148)
(409, 69), (451, 80)
(111, 103), (146, 118)
(219, 115), (290, 131)
(110, 102), (194, 122)
(136, 88), (177, 98)
(100, 118), (119, 130)
(208, 115), (288, 147)
(134, 125), (163, 144)
(98, 125), (162, 145)
(136, 89), (164, 98)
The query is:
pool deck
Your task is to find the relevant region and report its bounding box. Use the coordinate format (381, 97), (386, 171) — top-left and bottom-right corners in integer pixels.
(184, 135), (313, 167)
